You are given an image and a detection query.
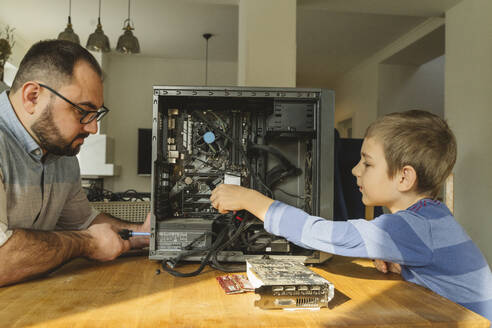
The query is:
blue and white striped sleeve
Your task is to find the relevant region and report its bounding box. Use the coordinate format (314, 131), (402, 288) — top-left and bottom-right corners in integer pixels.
(349, 213), (433, 265)
(264, 201), (433, 265)
(264, 201), (368, 257)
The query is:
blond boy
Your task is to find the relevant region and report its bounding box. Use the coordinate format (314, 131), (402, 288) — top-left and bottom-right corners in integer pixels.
(210, 110), (491, 321)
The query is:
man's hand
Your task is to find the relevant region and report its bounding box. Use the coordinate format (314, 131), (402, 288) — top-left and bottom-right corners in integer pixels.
(129, 212), (151, 249)
(91, 213), (150, 249)
(85, 223), (131, 261)
(373, 259), (402, 274)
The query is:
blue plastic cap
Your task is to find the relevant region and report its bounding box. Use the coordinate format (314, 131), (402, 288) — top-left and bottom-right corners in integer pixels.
(203, 131), (216, 144)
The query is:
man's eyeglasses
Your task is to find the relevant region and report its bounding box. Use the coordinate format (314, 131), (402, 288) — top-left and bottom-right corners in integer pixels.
(38, 83), (109, 124)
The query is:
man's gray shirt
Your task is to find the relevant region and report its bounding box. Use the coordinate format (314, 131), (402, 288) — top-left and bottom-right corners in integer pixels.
(0, 91), (98, 246)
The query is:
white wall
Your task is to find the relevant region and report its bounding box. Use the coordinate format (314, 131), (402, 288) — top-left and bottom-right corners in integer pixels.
(445, 0), (492, 263)
(378, 55), (444, 118)
(335, 63), (379, 138)
(334, 17), (444, 138)
(101, 54), (237, 192)
(237, 0), (296, 87)
(335, 3), (492, 263)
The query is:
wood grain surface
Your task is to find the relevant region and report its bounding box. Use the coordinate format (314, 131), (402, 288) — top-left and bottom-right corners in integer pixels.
(0, 254), (489, 328)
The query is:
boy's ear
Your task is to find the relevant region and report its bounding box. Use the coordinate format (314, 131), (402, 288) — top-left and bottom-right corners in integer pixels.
(397, 165), (418, 192)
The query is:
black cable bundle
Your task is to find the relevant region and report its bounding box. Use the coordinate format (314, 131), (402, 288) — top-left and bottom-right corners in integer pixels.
(248, 144), (302, 189)
(84, 185), (150, 202)
(161, 212), (251, 277)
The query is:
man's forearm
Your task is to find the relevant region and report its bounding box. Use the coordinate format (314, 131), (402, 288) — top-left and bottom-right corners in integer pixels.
(0, 229), (93, 287)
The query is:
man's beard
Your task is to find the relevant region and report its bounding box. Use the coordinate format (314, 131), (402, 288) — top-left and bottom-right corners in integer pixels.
(31, 101), (89, 156)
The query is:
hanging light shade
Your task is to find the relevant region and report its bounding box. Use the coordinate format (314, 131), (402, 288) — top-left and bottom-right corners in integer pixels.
(58, 0), (80, 44)
(86, 0), (110, 52)
(116, 0), (140, 54)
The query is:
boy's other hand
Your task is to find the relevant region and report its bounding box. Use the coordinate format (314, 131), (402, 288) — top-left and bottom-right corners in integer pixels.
(210, 184), (249, 214)
(373, 259), (402, 274)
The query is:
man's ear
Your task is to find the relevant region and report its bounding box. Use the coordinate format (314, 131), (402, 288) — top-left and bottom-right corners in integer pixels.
(20, 82), (42, 115)
(397, 165), (418, 192)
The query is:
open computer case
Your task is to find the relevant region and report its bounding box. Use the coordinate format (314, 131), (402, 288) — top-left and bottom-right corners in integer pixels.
(149, 86), (334, 266)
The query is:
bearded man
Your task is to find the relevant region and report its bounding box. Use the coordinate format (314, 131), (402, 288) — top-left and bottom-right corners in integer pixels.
(0, 40), (149, 286)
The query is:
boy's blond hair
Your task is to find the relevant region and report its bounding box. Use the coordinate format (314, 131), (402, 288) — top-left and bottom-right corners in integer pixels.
(365, 110), (456, 198)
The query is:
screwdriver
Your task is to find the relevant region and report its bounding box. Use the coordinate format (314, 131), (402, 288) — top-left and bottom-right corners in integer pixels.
(118, 229), (151, 240)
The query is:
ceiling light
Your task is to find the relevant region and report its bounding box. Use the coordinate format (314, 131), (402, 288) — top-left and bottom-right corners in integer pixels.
(86, 0), (110, 52)
(116, 0), (140, 54)
(58, 0), (80, 44)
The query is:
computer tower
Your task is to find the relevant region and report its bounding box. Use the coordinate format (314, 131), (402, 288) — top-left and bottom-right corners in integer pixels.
(149, 86), (334, 265)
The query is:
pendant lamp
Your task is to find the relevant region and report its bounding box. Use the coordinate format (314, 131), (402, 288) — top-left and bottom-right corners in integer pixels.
(86, 0), (110, 52)
(58, 0), (80, 44)
(116, 0), (140, 54)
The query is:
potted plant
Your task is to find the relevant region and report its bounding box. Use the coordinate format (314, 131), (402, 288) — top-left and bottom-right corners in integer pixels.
(0, 25), (15, 83)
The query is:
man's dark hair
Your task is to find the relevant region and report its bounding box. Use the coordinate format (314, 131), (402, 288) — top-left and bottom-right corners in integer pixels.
(11, 39), (102, 93)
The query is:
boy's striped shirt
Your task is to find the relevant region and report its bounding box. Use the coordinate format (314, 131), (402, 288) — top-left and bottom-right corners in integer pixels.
(264, 199), (492, 321)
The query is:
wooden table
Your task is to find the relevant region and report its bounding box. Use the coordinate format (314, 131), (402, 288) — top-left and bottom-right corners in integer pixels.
(0, 254), (489, 328)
